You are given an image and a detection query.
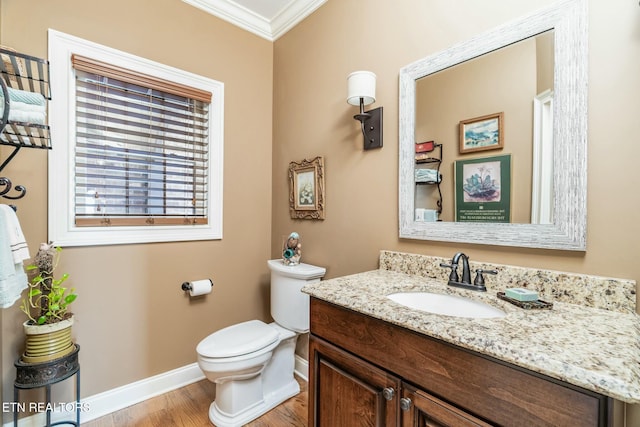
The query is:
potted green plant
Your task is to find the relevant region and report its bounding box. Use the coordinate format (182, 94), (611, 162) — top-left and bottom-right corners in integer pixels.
(19, 242), (77, 363)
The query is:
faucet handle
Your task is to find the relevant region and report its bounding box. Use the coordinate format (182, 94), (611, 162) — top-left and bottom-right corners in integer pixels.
(474, 269), (498, 286)
(439, 263), (459, 282)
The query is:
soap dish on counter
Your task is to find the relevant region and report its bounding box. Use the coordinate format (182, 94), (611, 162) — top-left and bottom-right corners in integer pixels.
(497, 292), (553, 310)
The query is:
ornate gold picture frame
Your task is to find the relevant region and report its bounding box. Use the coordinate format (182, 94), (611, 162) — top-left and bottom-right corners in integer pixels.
(288, 156), (325, 220)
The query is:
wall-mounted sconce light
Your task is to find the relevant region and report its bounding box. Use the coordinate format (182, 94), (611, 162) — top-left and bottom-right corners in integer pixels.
(347, 71), (383, 150)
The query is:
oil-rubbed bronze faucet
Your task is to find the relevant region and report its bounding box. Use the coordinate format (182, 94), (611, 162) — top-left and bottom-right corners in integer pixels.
(440, 252), (496, 292)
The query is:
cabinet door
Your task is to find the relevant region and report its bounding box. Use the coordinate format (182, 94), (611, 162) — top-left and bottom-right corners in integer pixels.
(401, 383), (493, 427)
(309, 335), (400, 427)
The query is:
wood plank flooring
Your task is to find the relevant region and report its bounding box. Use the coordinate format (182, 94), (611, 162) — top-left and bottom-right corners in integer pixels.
(82, 377), (307, 426)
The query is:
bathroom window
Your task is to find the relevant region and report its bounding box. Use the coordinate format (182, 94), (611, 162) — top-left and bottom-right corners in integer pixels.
(48, 30), (224, 246)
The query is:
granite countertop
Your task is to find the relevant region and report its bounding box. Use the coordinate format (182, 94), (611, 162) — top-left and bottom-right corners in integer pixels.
(302, 268), (640, 404)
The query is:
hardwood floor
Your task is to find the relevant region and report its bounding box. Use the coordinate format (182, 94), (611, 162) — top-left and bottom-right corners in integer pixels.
(82, 377), (307, 426)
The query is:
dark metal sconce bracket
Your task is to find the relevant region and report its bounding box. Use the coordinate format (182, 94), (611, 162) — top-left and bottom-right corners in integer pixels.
(359, 106), (383, 150)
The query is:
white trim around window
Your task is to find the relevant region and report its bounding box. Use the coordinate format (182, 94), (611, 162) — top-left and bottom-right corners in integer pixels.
(47, 29), (224, 246)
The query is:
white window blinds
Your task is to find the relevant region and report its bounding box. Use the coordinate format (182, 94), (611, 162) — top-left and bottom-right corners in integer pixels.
(71, 55), (212, 227)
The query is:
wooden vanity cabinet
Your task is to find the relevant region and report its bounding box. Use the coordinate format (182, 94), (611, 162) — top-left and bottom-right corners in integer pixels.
(308, 298), (611, 427)
(310, 336), (491, 427)
(309, 335), (400, 426)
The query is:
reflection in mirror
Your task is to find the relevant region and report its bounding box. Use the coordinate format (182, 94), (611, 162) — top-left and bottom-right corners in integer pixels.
(531, 88), (554, 224)
(414, 31), (554, 224)
(399, 0), (587, 250)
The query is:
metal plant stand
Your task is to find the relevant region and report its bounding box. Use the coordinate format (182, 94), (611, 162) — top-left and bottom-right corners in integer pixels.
(13, 345), (80, 427)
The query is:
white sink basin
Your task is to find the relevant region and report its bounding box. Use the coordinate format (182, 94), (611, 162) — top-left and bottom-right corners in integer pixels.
(387, 292), (506, 319)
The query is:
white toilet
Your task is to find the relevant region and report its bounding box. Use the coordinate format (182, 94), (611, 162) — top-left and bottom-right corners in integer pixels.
(196, 259), (326, 427)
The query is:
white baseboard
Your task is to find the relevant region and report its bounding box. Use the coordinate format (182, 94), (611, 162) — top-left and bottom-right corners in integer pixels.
(80, 363), (205, 423)
(6, 356), (310, 427)
(5, 363), (204, 427)
(294, 354), (309, 381)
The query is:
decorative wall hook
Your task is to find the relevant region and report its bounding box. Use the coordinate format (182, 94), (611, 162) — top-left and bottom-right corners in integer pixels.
(0, 176), (26, 201)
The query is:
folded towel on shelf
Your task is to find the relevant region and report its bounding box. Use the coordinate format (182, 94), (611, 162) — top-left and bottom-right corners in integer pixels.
(7, 108), (46, 125)
(9, 100), (46, 113)
(0, 87), (47, 125)
(6, 87), (46, 106)
(0, 205), (30, 309)
(415, 168), (442, 183)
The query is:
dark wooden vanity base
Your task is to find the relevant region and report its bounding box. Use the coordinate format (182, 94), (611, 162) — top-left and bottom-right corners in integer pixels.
(308, 298), (611, 426)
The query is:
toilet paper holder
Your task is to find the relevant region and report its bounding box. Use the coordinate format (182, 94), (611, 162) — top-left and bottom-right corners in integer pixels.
(181, 279), (213, 292)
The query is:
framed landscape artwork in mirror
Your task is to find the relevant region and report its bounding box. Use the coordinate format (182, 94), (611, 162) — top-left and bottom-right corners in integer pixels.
(459, 112), (504, 154)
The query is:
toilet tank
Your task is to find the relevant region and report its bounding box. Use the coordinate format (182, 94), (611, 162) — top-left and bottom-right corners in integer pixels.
(267, 259), (326, 333)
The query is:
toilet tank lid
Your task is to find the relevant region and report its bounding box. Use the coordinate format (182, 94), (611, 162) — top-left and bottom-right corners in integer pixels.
(197, 320), (279, 358)
(267, 259), (326, 280)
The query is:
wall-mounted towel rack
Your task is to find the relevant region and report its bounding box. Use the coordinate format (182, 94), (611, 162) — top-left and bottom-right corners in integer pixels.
(0, 47), (51, 203)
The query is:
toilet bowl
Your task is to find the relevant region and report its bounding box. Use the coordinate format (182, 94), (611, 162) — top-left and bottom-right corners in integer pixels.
(196, 259), (326, 427)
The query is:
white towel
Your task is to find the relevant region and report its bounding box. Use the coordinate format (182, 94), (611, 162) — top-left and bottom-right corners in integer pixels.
(0, 205), (29, 308)
(7, 87), (46, 106)
(8, 109), (47, 125)
(8, 100), (46, 113)
(0, 88), (47, 125)
(0, 204), (30, 263)
(415, 168), (442, 183)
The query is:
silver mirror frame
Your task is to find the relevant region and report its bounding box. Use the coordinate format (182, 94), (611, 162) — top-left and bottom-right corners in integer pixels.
(399, 0), (587, 251)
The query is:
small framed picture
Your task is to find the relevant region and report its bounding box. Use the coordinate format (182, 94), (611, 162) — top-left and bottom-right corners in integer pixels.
(459, 112), (504, 154)
(288, 156), (325, 220)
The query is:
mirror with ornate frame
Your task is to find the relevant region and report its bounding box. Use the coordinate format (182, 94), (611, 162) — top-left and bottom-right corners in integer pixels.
(398, 0), (587, 250)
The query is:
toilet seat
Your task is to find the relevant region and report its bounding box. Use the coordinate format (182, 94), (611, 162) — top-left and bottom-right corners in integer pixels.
(197, 320), (279, 358)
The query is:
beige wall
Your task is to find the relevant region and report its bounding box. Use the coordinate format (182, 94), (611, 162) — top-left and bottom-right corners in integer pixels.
(0, 0), (273, 418)
(536, 31), (555, 93)
(1, 0), (639, 423)
(272, 0), (639, 421)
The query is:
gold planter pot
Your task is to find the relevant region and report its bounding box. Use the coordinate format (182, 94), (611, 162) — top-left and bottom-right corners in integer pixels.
(22, 317), (74, 363)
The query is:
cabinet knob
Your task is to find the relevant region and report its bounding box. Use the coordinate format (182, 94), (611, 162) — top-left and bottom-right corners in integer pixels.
(400, 397), (412, 411)
(382, 387), (395, 401)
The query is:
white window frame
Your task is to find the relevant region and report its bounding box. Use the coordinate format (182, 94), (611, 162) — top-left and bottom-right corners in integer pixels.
(48, 29), (224, 246)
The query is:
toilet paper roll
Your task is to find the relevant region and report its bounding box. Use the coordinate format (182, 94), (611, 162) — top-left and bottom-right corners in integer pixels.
(187, 279), (213, 296)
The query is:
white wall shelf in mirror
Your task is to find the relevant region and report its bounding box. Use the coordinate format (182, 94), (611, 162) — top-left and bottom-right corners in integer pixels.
(398, 0), (587, 251)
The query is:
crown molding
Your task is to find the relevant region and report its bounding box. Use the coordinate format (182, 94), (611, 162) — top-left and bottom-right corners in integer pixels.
(270, 0), (327, 40)
(182, 0), (327, 41)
